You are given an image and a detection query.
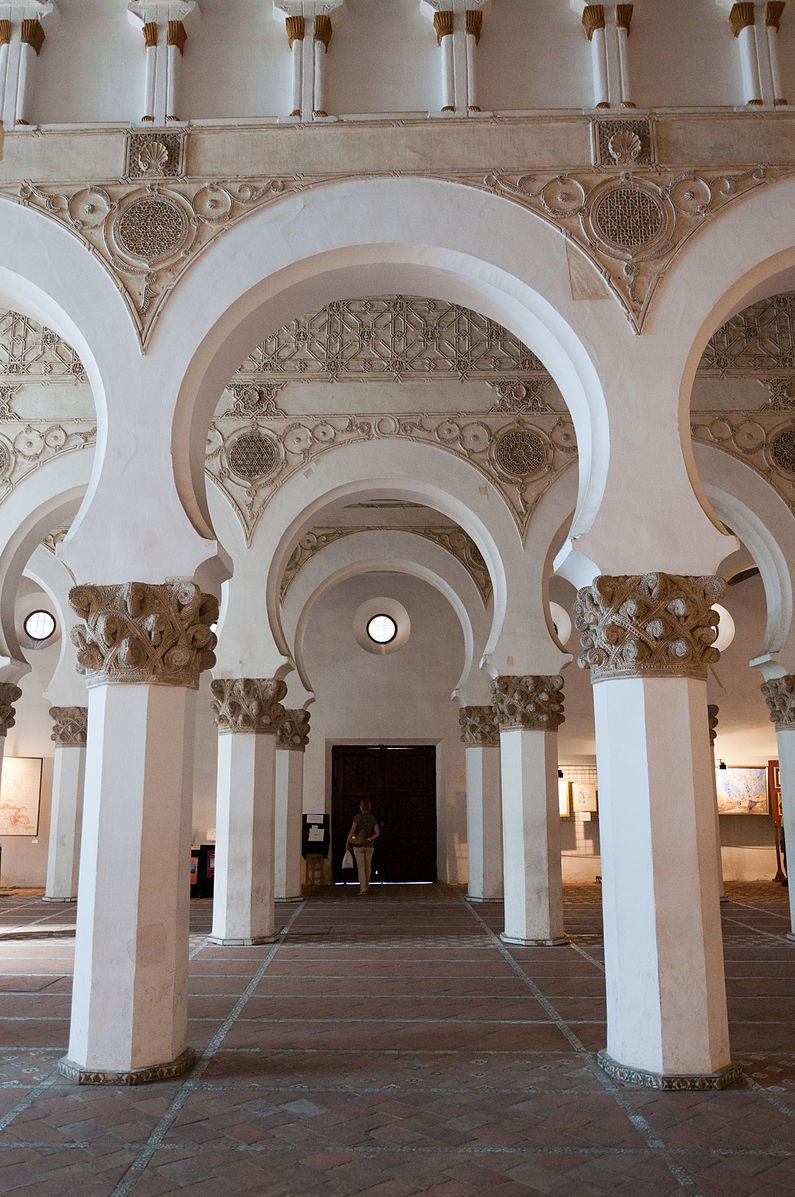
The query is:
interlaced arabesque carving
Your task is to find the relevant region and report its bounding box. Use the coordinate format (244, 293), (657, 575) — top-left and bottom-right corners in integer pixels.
(70, 581), (218, 689)
(0, 681), (22, 735)
(590, 184), (666, 251)
(227, 430), (280, 481)
(49, 706), (88, 747)
(690, 415), (795, 511)
(573, 573), (725, 683)
(707, 703), (719, 745)
(210, 677), (287, 734)
(701, 292), (794, 376)
(760, 676), (795, 731)
(769, 428), (795, 474)
(491, 675), (565, 731)
(0, 422), (96, 499)
(493, 428), (547, 477)
(458, 705), (500, 746)
(276, 708), (311, 749)
(0, 310), (85, 386)
(114, 196), (190, 261)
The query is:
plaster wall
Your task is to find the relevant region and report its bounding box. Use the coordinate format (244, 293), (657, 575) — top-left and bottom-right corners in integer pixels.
(630, 0), (741, 110)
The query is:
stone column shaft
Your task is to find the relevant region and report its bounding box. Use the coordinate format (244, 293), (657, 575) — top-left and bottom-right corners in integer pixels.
(582, 5), (609, 108)
(285, 15), (304, 116)
(707, 704), (727, 900)
(0, 682), (22, 822)
(492, 677), (566, 945)
(210, 678), (286, 945)
(44, 707), (87, 903)
(465, 9), (482, 111)
(60, 580), (217, 1084)
(760, 675), (795, 937)
(460, 706), (502, 901)
(615, 4), (634, 106)
(730, 2), (763, 104)
(313, 13), (331, 117)
(765, 2), (786, 103)
(433, 10), (455, 111)
(575, 572), (738, 1089)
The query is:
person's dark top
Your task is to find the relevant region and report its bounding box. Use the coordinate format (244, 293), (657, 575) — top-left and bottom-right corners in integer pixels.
(352, 811), (377, 844)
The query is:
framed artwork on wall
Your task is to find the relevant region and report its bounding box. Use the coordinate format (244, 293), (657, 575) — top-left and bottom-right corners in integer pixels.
(571, 782), (598, 814)
(0, 757), (43, 836)
(715, 766), (768, 815)
(768, 760), (782, 823)
(558, 777), (571, 818)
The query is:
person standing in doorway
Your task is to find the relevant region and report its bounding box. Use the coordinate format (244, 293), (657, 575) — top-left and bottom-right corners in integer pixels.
(347, 799), (379, 895)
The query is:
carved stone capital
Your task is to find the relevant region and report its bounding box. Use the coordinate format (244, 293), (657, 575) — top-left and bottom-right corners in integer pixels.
(0, 20), (11, 46)
(707, 703), (719, 745)
(211, 678), (286, 734)
(314, 13), (332, 48)
(20, 19), (45, 54)
(69, 581), (218, 689)
(465, 10), (482, 42)
(167, 19), (186, 52)
(765, 2), (785, 30)
(459, 704), (500, 746)
(491, 676), (565, 732)
(49, 706), (88, 748)
(276, 708), (310, 750)
(573, 573), (724, 684)
(433, 9), (454, 42)
(616, 4), (633, 33)
(0, 682), (22, 737)
(285, 14), (304, 46)
(730, 2), (755, 35)
(142, 20), (158, 47)
(761, 675), (795, 731)
(582, 4), (605, 40)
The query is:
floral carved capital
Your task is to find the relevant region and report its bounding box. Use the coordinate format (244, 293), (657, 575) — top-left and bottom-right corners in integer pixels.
(761, 676), (795, 731)
(49, 706), (88, 747)
(69, 581), (218, 689)
(491, 676), (565, 731)
(276, 708), (310, 750)
(573, 573), (724, 683)
(210, 678), (287, 734)
(0, 681), (22, 736)
(458, 705), (500, 746)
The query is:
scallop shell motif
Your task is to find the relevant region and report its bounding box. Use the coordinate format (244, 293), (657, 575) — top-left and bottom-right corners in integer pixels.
(607, 130), (642, 165)
(137, 141), (170, 175)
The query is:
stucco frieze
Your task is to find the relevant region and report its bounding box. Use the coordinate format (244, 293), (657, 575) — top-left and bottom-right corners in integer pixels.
(276, 707), (310, 749)
(760, 675), (795, 731)
(69, 580), (218, 689)
(210, 677), (287, 734)
(458, 704), (500, 745)
(491, 675), (565, 731)
(573, 573), (725, 683)
(691, 412), (795, 511)
(0, 422), (95, 500)
(0, 681), (22, 736)
(49, 705), (88, 747)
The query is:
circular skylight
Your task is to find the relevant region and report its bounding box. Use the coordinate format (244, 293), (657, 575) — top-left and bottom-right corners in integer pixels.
(24, 610), (56, 642)
(367, 614), (397, 645)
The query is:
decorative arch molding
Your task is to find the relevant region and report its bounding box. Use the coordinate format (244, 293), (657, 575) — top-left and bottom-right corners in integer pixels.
(23, 545), (87, 708)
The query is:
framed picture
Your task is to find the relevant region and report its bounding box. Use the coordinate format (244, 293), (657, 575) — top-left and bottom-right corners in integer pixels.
(571, 781), (598, 814)
(0, 757), (43, 836)
(558, 777), (571, 818)
(768, 760), (782, 824)
(715, 766), (768, 815)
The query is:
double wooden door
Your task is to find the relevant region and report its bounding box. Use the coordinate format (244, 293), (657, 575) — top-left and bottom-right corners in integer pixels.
(331, 745), (437, 883)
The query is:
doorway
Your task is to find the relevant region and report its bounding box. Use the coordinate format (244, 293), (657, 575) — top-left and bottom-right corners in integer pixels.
(331, 745), (437, 883)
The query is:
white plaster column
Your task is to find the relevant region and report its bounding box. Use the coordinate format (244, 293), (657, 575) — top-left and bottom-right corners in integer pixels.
(582, 5), (610, 108)
(464, 9), (482, 111)
(312, 14), (332, 118)
(165, 19), (186, 121)
(730, 2), (763, 105)
(459, 705), (502, 901)
(765, 1), (787, 104)
(760, 676), (795, 937)
(43, 707), (87, 903)
(275, 709), (309, 901)
(285, 15), (304, 116)
(0, 3), (52, 128)
(60, 580), (217, 1084)
(140, 21), (157, 121)
(434, 10), (455, 111)
(128, 2), (196, 126)
(0, 679), (22, 796)
(492, 676), (566, 945)
(707, 704), (727, 901)
(209, 677), (286, 945)
(574, 573), (739, 1089)
(0, 19), (11, 120)
(615, 3), (634, 107)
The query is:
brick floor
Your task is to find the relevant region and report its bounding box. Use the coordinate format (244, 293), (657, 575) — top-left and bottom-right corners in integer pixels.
(0, 883), (792, 1195)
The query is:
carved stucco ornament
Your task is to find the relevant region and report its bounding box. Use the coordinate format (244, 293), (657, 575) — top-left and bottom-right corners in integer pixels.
(276, 707), (310, 749)
(0, 681), (22, 735)
(760, 675), (795, 731)
(491, 675), (565, 731)
(69, 580), (218, 689)
(49, 705), (88, 747)
(210, 677), (287, 734)
(458, 704), (501, 746)
(573, 573), (724, 683)
(707, 703), (719, 745)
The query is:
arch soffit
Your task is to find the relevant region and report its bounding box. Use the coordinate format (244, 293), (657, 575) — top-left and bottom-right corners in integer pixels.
(23, 545), (86, 707)
(161, 177), (612, 550)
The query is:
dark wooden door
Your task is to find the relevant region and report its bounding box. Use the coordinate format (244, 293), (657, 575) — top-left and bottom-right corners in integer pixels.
(331, 746), (437, 882)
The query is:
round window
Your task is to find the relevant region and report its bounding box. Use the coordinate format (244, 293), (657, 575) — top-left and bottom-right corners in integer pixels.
(24, 610), (56, 642)
(367, 614), (397, 645)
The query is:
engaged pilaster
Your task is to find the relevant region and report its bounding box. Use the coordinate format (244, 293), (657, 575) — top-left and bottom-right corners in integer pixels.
(760, 675), (795, 936)
(275, 709), (310, 901)
(459, 705), (502, 901)
(492, 677), (567, 945)
(765, 2), (787, 104)
(615, 4), (634, 106)
(0, 2), (53, 127)
(44, 707), (87, 903)
(574, 572), (739, 1089)
(210, 678), (286, 944)
(284, 14), (304, 116)
(581, 5), (609, 108)
(60, 580), (217, 1085)
(728, 2), (763, 104)
(127, 2), (197, 125)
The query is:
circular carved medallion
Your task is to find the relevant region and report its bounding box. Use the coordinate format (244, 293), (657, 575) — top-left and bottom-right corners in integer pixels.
(228, 431), (280, 482)
(493, 428), (547, 478)
(114, 196), (189, 262)
(768, 427), (795, 475)
(590, 185), (666, 252)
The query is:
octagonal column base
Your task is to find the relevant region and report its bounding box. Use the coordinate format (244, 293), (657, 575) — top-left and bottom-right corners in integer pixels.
(598, 1050), (743, 1091)
(58, 1047), (196, 1086)
(207, 934), (280, 946)
(500, 932), (569, 947)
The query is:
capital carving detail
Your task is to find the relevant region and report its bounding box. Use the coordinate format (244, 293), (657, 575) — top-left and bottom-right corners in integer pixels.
(616, 4), (633, 33)
(0, 682), (22, 737)
(707, 703), (719, 745)
(573, 573), (724, 683)
(465, 10), (482, 42)
(459, 704), (500, 746)
(70, 581), (218, 689)
(491, 676), (565, 732)
(20, 19), (45, 54)
(433, 10), (454, 42)
(0, 20), (11, 46)
(50, 706), (88, 748)
(285, 14), (304, 46)
(765, 2), (786, 30)
(761, 675), (795, 731)
(314, 13), (332, 48)
(730, 2), (756, 35)
(211, 678), (287, 734)
(276, 707), (310, 750)
(582, 5), (605, 40)
(167, 19), (187, 53)
(142, 21), (158, 47)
